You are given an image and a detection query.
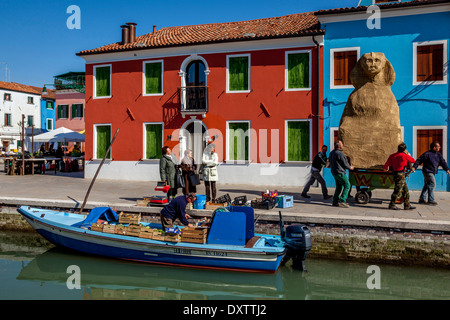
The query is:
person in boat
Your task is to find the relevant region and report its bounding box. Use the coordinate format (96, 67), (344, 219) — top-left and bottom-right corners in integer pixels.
(160, 193), (196, 229)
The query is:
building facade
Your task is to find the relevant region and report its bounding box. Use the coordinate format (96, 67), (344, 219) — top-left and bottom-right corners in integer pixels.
(315, 0), (450, 190)
(77, 14), (325, 186)
(0, 81), (42, 152)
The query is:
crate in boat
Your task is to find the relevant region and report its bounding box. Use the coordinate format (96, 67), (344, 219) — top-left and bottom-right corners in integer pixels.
(152, 230), (165, 241)
(102, 224), (116, 234)
(115, 224), (127, 235)
(164, 233), (181, 242)
(125, 224), (141, 237)
(90, 223), (104, 232)
(119, 212), (141, 224)
(181, 227), (208, 244)
(204, 202), (227, 210)
(139, 227), (155, 239)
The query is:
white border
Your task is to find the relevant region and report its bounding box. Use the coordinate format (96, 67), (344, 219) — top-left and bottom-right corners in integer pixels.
(94, 123), (112, 160)
(226, 120), (251, 162)
(284, 119), (313, 163)
(142, 60), (164, 96)
(412, 125), (447, 161)
(330, 47), (360, 89)
(285, 49), (312, 91)
(142, 122), (164, 160)
(93, 64), (112, 99)
(226, 54), (251, 93)
(413, 40), (448, 86)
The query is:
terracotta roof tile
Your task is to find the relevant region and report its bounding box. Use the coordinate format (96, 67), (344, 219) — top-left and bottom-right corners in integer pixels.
(0, 81), (42, 95)
(77, 12), (323, 56)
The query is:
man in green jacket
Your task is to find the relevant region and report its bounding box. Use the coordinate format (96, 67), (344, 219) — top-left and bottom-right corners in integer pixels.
(329, 140), (354, 208)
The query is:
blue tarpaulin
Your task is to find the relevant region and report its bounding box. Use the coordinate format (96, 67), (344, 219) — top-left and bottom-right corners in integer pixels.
(80, 207), (119, 228)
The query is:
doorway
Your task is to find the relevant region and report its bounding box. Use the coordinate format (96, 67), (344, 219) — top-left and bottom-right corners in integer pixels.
(180, 120), (207, 165)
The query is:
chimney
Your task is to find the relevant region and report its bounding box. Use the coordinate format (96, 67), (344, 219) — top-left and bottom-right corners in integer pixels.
(153, 25), (157, 33)
(121, 25), (129, 45)
(126, 22), (137, 43)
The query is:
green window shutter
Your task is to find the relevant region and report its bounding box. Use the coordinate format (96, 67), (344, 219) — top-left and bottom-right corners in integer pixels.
(71, 105), (76, 119)
(57, 105), (62, 119)
(145, 124), (163, 159)
(229, 56), (249, 91)
(96, 66), (111, 97)
(288, 53), (310, 89)
(145, 62), (162, 94)
(96, 125), (111, 159)
(287, 121), (310, 161)
(228, 122), (249, 161)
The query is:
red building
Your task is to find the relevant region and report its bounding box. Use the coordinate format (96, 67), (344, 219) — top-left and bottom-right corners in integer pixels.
(77, 13), (325, 186)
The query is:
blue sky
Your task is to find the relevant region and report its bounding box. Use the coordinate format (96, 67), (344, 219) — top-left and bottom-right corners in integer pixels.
(0, 0), (359, 87)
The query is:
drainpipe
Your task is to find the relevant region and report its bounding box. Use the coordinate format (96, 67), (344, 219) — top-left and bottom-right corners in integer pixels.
(312, 35), (321, 154)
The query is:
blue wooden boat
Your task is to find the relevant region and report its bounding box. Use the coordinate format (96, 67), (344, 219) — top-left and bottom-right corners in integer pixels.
(17, 205), (311, 273)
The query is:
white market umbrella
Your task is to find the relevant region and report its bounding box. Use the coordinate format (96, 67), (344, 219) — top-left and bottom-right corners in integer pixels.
(32, 127), (85, 143)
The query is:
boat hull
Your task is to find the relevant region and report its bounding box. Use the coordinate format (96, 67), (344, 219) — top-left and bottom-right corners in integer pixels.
(18, 207), (285, 273)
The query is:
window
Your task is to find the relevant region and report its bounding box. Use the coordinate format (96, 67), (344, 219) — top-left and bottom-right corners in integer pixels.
(286, 120), (311, 161)
(94, 65), (112, 98)
(227, 54), (250, 92)
(414, 40), (447, 85)
(4, 93), (11, 101)
(331, 48), (359, 88)
(144, 123), (163, 159)
(27, 115), (34, 127)
(227, 121), (250, 161)
(415, 128), (444, 159)
(27, 96), (34, 104)
(95, 124), (112, 159)
(72, 104), (83, 118)
(143, 61), (163, 95)
(47, 119), (53, 130)
(286, 50), (311, 90)
(58, 105), (69, 119)
(46, 100), (54, 109)
(4, 113), (11, 126)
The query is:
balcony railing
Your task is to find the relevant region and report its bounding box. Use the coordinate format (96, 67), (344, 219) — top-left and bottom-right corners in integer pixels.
(178, 86), (208, 114)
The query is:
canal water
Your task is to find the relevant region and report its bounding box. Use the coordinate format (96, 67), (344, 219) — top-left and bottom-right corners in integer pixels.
(1, 231), (449, 300)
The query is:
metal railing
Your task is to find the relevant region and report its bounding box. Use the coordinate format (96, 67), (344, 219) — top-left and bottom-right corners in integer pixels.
(178, 86), (208, 112)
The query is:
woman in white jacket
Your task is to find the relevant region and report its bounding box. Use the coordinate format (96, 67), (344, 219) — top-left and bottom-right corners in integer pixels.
(202, 144), (218, 203)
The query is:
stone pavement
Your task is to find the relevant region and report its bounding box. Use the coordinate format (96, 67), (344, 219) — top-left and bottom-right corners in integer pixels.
(1, 169), (449, 232)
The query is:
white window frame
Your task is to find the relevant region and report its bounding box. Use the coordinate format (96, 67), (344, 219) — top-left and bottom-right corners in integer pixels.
(285, 49), (312, 91)
(142, 122), (164, 160)
(284, 119), (312, 163)
(46, 118), (53, 131)
(142, 60), (164, 96)
(330, 47), (360, 89)
(93, 64), (112, 99)
(94, 123), (112, 160)
(413, 40), (448, 86)
(226, 120), (251, 163)
(412, 125), (447, 162)
(226, 54), (251, 93)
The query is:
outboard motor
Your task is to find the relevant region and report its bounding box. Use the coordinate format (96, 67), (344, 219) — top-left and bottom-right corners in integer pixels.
(279, 211), (312, 271)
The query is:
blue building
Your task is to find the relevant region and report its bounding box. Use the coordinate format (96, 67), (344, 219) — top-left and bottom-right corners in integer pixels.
(315, 0), (450, 191)
(40, 89), (56, 132)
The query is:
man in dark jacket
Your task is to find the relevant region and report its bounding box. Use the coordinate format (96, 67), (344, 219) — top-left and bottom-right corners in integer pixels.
(160, 193), (196, 230)
(413, 141), (450, 205)
(301, 145), (332, 199)
(329, 140), (354, 208)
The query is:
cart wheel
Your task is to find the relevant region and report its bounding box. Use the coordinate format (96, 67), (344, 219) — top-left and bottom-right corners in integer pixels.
(355, 191), (370, 204)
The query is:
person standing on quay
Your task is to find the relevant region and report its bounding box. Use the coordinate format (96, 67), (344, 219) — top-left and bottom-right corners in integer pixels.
(413, 141), (450, 206)
(383, 143), (416, 210)
(202, 144), (219, 203)
(329, 140), (354, 208)
(301, 145), (332, 199)
(159, 146), (177, 201)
